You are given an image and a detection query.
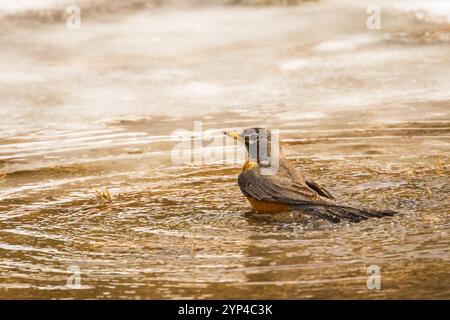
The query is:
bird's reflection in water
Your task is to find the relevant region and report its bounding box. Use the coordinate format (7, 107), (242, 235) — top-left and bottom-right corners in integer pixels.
(244, 210), (330, 227)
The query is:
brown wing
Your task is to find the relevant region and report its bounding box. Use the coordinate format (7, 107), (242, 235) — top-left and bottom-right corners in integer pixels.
(237, 168), (332, 206)
(305, 178), (335, 200)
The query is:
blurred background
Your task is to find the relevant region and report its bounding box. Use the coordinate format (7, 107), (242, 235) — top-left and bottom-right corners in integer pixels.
(0, 0), (449, 299)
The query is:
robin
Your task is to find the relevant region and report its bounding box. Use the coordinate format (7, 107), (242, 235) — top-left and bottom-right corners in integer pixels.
(224, 128), (396, 223)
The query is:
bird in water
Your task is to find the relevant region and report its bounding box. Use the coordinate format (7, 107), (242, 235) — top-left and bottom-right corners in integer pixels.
(224, 128), (396, 223)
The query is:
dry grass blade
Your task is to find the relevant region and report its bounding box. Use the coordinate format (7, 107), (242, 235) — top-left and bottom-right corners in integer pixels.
(435, 156), (442, 174)
(95, 187), (113, 203)
(425, 184), (433, 199)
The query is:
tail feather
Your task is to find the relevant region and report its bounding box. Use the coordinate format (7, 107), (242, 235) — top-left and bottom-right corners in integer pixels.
(294, 204), (396, 223)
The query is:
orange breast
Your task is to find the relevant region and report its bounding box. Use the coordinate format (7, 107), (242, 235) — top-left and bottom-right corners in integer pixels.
(246, 196), (290, 213)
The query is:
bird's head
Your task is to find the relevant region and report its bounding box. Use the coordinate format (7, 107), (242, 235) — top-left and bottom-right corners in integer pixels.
(224, 127), (277, 165)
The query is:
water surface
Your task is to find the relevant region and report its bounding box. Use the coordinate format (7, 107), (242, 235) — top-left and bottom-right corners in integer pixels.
(0, 0), (449, 299)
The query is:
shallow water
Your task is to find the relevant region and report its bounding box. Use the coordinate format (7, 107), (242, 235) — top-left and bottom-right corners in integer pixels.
(0, 0), (449, 299)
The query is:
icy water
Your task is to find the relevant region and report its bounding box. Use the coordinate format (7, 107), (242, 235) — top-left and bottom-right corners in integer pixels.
(0, 0), (449, 299)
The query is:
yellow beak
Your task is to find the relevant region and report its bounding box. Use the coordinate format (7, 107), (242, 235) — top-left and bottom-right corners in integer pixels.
(224, 131), (241, 141)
